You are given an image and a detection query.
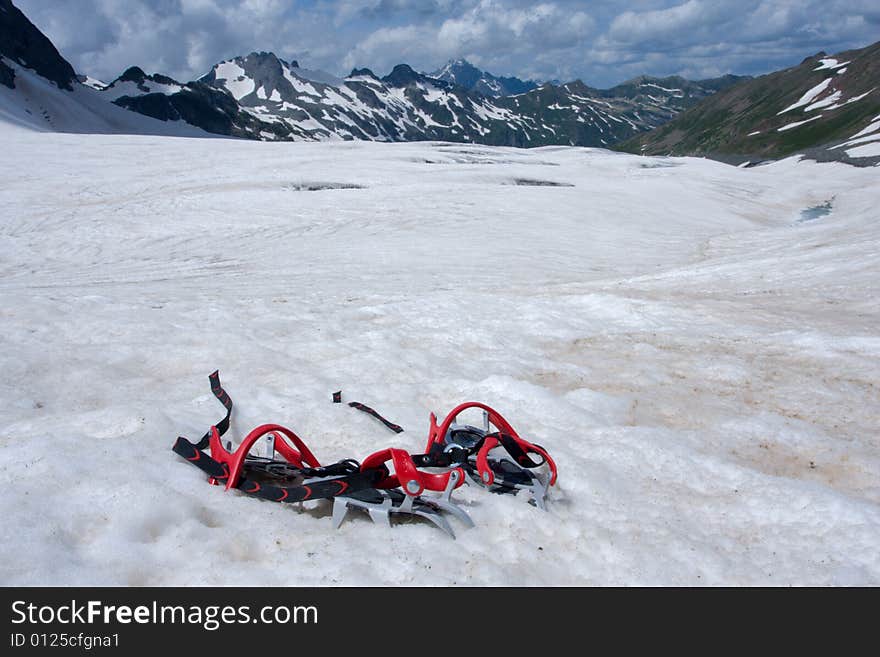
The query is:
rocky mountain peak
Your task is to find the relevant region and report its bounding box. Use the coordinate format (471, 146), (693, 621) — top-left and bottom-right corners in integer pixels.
(118, 66), (147, 83)
(430, 58), (538, 98)
(0, 0), (77, 90)
(349, 67), (378, 79)
(382, 64), (422, 87)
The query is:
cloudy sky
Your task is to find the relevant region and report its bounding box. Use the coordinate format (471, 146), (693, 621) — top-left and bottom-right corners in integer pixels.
(15, 0), (880, 87)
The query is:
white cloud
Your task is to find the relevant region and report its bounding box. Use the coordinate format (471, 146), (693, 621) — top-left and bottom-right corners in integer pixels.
(10, 0), (880, 88)
(345, 0), (595, 77)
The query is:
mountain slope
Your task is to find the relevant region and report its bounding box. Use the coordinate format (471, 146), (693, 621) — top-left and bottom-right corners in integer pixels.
(496, 75), (747, 147)
(0, 0), (76, 91)
(101, 65), (279, 139)
(430, 59), (538, 97)
(603, 74), (748, 108)
(0, 59), (210, 136)
(618, 41), (880, 164)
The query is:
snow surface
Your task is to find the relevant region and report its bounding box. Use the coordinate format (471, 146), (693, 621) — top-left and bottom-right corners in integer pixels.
(814, 59), (850, 71)
(282, 68), (320, 98)
(830, 116), (880, 151)
(101, 79), (185, 102)
(777, 115), (823, 132)
(1, 126), (879, 586)
(811, 89), (876, 114)
(841, 119), (880, 143)
(804, 90), (842, 112)
(778, 78), (833, 115)
(79, 76), (107, 91)
(641, 82), (683, 95)
(845, 141), (880, 158)
(831, 132), (880, 151)
(214, 61), (255, 100)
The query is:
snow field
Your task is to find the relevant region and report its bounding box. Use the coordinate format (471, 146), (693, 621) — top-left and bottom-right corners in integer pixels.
(0, 131), (878, 585)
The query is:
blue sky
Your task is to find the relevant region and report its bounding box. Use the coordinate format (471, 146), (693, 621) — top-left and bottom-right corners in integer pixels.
(15, 0), (880, 87)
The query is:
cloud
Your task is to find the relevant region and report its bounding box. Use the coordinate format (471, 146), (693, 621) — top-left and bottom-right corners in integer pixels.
(609, 0), (709, 45)
(594, 0), (880, 83)
(11, 0), (880, 88)
(345, 0), (595, 77)
(15, 0), (340, 81)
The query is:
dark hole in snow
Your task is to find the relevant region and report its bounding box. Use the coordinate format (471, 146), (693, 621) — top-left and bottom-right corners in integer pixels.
(283, 182), (365, 192)
(454, 157), (560, 166)
(511, 178), (574, 187)
(797, 200), (833, 223)
(638, 161), (680, 169)
(432, 145), (492, 154)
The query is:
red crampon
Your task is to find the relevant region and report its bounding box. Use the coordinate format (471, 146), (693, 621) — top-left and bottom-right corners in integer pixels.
(173, 372), (557, 536)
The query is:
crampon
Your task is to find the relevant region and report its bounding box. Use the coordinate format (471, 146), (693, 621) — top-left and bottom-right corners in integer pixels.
(173, 372), (557, 537)
(421, 403), (558, 510)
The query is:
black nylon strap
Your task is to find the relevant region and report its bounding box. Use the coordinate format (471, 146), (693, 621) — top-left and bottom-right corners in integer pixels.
(172, 436), (229, 481)
(497, 434), (546, 468)
(193, 370), (233, 450)
(415, 433), (545, 470)
(300, 459), (361, 478)
(245, 458), (362, 480)
(346, 400), (404, 434)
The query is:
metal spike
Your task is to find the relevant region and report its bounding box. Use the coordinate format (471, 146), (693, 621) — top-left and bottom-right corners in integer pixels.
(411, 507), (456, 538)
(425, 469), (474, 528)
(431, 498), (474, 528)
(331, 497), (348, 529)
(368, 507), (392, 526)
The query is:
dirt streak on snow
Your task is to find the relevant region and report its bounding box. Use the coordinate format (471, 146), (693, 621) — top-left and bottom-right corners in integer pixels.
(0, 131), (878, 586)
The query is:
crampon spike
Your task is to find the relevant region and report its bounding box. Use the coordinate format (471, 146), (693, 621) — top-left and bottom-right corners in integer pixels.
(331, 489), (458, 538)
(328, 447), (471, 537)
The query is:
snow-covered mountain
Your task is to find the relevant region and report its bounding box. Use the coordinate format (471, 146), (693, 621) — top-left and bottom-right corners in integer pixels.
(93, 51), (535, 143)
(1, 0), (744, 147)
(430, 58), (538, 97)
(100, 50), (742, 147)
(196, 52), (498, 142)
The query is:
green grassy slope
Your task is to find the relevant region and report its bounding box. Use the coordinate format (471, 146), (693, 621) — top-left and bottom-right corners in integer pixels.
(617, 41), (880, 162)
